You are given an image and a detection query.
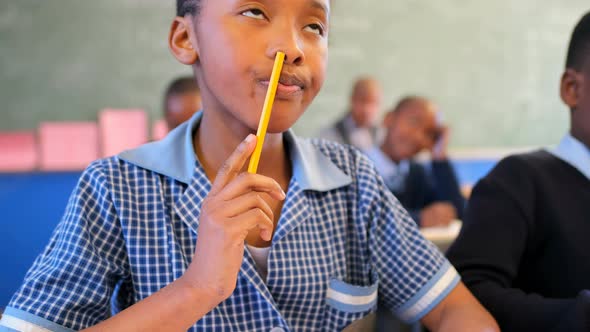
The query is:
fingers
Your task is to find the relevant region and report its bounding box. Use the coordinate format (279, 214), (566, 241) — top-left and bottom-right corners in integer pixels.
(229, 208), (275, 242)
(222, 192), (274, 221)
(210, 134), (257, 196)
(219, 173), (286, 201)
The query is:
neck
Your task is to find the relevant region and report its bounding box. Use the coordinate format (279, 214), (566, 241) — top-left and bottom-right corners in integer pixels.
(194, 110), (291, 188)
(570, 128), (590, 150)
(570, 108), (590, 149)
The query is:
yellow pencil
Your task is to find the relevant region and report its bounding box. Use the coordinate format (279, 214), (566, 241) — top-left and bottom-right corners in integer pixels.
(248, 52), (285, 174)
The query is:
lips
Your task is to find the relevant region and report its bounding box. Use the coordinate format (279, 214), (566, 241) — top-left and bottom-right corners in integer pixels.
(259, 73), (306, 97)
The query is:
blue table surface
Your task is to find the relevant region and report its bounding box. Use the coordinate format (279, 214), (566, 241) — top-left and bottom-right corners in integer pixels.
(0, 159), (497, 308)
(0, 172), (81, 308)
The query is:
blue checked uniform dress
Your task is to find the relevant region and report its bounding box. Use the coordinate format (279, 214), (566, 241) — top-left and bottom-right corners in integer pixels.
(0, 112), (459, 332)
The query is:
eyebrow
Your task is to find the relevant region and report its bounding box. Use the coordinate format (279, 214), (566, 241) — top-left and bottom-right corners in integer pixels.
(309, 0), (330, 17)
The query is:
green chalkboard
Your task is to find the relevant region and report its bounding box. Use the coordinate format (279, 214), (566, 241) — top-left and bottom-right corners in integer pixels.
(0, 0), (186, 129)
(1, 1), (588, 147)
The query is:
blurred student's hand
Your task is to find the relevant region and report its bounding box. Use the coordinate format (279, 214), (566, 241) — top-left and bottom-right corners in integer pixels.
(420, 202), (457, 228)
(184, 134), (285, 303)
(431, 126), (450, 161)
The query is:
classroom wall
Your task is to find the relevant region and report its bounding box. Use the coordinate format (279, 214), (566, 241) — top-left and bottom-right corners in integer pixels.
(0, 1), (588, 147)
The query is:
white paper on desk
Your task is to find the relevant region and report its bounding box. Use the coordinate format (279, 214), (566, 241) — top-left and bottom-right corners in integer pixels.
(420, 220), (462, 244)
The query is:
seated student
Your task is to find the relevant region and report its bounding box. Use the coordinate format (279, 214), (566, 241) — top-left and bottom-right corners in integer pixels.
(0, 1), (498, 331)
(318, 77), (382, 150)
(447, 11), (590, 332)
(163, 76), (202, 130)
(365, 96), (464, 228)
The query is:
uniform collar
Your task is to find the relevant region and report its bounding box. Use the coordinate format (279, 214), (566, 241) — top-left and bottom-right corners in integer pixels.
(118, 111), (352, 191)
(548, 133), (590, 180)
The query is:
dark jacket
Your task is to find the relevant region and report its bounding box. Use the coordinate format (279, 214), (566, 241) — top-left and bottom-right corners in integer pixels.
(447, 150), (590, 332)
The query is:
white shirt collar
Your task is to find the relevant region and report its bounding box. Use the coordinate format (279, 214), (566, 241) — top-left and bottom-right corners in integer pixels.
(548, 133), (590, 181)
(364, 146), (410, 180)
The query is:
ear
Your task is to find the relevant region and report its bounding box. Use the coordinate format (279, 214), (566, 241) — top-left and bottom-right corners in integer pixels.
(560, 69), (582, 110)
(168, 16), (199, 65)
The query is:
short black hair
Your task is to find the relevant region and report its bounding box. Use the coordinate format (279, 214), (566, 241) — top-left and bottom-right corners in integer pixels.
(177, 0), (200, 17)
(392, 95), (427, 114)
(163, 76), (199, 109)
(566, 11), (590, 71)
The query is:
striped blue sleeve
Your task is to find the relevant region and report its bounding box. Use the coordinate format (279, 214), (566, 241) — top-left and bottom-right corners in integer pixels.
(4, 160), (130, 330)
(366, 163), (460, 323)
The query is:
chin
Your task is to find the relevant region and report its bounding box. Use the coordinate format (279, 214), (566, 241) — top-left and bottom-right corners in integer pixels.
(266, 121), (297, 134)
(267, 108), (305, 133)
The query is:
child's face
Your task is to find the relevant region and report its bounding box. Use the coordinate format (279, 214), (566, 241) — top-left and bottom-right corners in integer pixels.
(187, 0), (329, 133)
(383, 101), (440, 161)
(561, 60), (590, 142)
(350, 83), (382, 127)
(574, 66), (590, 139)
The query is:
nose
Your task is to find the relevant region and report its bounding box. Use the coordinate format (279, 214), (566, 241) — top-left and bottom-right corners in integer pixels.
(265, 22), (305, 65)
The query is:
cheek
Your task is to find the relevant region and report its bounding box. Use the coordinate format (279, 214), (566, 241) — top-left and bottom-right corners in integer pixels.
(308, 46), (328, 96)
(197, 22), (253, 91)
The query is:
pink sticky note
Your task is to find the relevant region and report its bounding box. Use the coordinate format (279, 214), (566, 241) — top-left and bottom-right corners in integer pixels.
(99, 109), (148, 157)
(0, 131), (38, 172)
(152, 119), (169, 141)
(98, 109), (148, 157)
(39, 122), (99, 171)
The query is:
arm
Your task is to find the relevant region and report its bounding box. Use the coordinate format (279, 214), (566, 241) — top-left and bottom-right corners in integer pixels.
(413, 164), (458, 228)
(427, 126), (465, 218)
(0, 161), (131, 332)
(446, 156), (589, 331)
(430, 160), (465, 219)
(364, 160), (494, 329)
(83, 134), (284, 331)
(421, 282), (499, 332)
(0, 161), (211, 332)
(81, 278), (220, 332)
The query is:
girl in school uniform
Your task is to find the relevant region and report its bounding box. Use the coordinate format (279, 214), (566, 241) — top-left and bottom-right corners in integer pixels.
(0, 1), (498, 331)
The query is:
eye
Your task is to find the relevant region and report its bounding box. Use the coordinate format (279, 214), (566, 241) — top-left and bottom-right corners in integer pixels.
(304, 23), (325, 36)
(241, 8), (266, 20)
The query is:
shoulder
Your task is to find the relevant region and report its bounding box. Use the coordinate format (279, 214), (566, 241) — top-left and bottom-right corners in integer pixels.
(471, 150), (556, 206)
(307, 137), (380, 179)
(487, 150), (554, 181)
(78, 155), (167, 195)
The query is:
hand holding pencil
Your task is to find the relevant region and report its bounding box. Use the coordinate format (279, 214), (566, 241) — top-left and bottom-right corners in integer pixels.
(185, 52), (286, 303)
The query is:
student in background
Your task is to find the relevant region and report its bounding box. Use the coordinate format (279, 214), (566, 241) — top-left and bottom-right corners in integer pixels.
(0, 0), (499, 331)
(447, 11), (590, 331)
(164, 76), (202, 130)
(366, 96), (464, 228)
(318, 76), (382, 150)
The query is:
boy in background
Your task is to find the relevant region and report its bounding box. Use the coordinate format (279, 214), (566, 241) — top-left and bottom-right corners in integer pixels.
(163, 76), (202, 130)
(319, 77), (383, 151)
(366, 96), (464, 228)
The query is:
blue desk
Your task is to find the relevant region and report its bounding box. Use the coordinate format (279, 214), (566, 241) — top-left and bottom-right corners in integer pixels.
(0, 172), (80, 307)
(0, 159), (497, 308)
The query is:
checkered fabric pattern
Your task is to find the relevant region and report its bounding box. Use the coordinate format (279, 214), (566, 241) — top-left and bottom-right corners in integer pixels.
(2, 136), (456, 331)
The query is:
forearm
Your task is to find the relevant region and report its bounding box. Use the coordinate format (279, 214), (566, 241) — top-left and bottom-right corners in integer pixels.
(82, 276), (220, 332)
(422, 283), (499, 332)
(431, 160), (464, 218)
